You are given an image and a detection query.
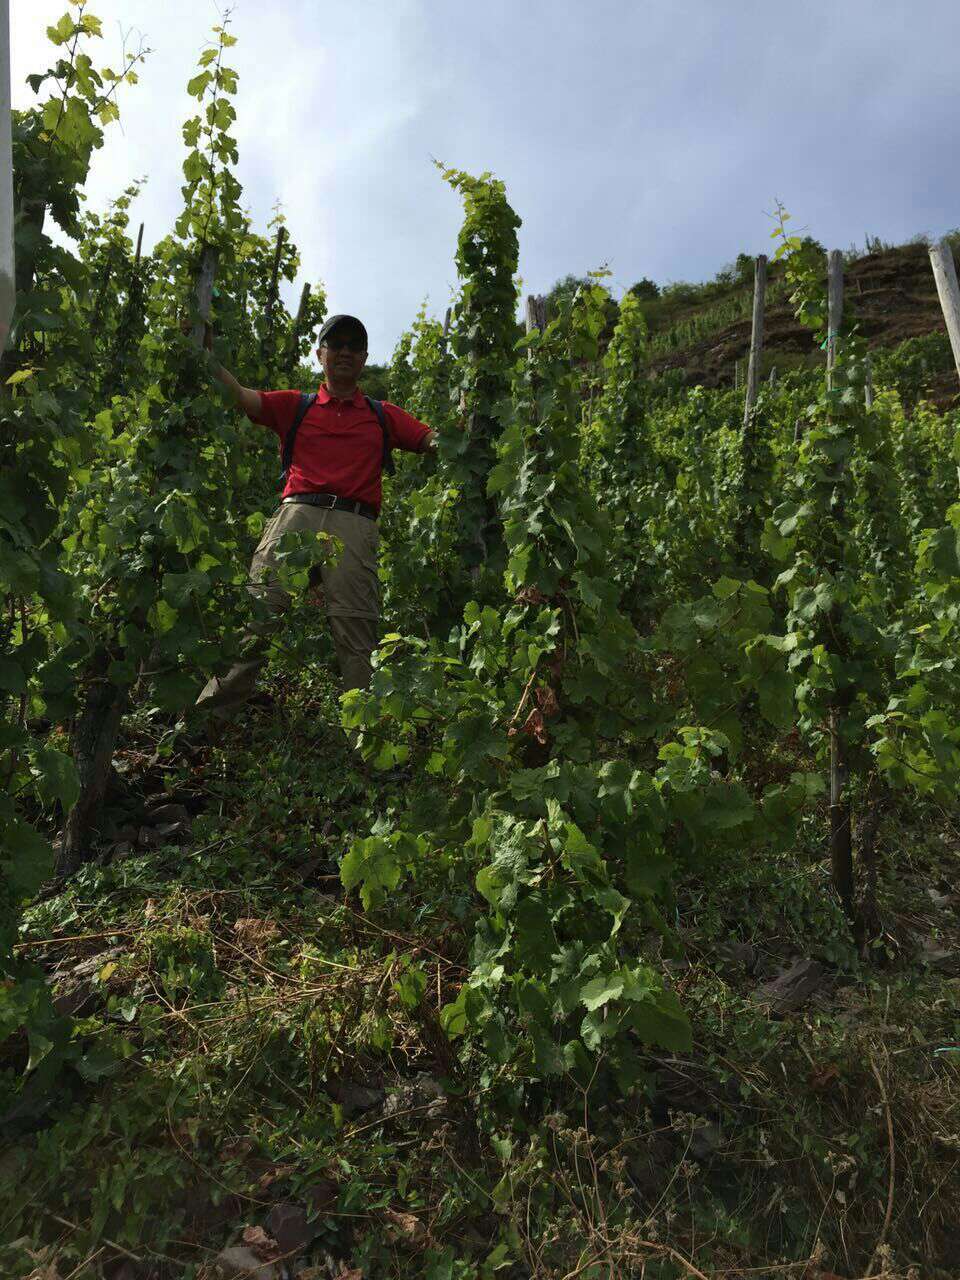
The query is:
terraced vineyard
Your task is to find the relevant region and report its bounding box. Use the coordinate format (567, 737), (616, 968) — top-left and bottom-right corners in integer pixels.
(2, 11), (959, 1280)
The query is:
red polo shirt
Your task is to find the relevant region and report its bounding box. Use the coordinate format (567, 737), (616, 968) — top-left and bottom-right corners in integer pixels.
(249, 385), (431, 513)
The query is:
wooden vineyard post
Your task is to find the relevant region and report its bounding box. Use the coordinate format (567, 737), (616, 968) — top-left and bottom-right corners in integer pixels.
(525, 294), (546, 337)
(929, 237), (960, 388)
(826, 249), (843, 389)
(283, 282), (311, 377)
(0, 0), (41, 385)
(826, 247), (854, 916)
(742, 255), (767, 429)
(524, 294), (546, 442)
(525, 295), (537, 336)
(733, 258), (768, 565)
(865, 356), (874, 410)
(443, 306), (452, 339)
(191, 244), (218, 349)
(768, 366), (777, 387)
(99, 223), (146, 403)
(261, 223), (287, 373)
(92, 251), (115, 329)
(0, 0), (13, 350)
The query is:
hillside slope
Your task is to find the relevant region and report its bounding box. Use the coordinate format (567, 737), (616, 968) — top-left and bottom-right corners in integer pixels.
(5, 665), (959, 1279)
(644, 242), (959, 407)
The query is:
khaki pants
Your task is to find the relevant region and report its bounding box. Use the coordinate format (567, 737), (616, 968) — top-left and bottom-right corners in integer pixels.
(195, 501), (380, 719)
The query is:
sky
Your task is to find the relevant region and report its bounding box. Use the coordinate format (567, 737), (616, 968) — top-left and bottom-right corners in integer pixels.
(11, 0), (960, 363)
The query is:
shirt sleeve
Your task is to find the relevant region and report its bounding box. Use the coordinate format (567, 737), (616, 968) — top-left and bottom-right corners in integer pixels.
(247, 389), (303, 440)
(382, 401), (431, 453)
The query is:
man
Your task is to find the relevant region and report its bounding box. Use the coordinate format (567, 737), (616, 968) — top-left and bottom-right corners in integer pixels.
(195, 313), (435, 723)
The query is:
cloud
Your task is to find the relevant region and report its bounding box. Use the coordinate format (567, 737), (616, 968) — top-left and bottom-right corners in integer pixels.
(11, 0), (960, 363)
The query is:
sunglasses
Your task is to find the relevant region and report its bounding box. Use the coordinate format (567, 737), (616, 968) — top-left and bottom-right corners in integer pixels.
(321, 338), (366, 354)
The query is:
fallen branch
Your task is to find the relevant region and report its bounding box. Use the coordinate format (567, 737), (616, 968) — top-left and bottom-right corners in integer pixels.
(868, 1055), (895, 1271)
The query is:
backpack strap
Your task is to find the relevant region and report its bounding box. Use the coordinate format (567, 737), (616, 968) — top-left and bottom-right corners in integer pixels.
(365, 396), (395, 476)
(279, 392), (317, 487)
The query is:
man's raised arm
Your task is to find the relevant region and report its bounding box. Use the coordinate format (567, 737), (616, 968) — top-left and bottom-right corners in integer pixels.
(200, 323), (261, 420)
(210, 358), (261, 421)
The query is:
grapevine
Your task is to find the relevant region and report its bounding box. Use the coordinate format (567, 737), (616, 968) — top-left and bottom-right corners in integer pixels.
(1, 14), (960, 1277)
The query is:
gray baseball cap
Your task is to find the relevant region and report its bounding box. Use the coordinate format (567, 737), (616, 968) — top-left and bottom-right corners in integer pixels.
(316, 314), (368, 348)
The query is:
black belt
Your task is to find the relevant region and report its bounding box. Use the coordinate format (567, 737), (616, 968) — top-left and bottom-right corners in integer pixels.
(282, 492), (377, 521)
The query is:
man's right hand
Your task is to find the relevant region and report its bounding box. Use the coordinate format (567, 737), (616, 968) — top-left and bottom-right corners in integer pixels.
(181, 314), (261, 419)
(212, 356), (261, 420)
(178, 315), (214, 351)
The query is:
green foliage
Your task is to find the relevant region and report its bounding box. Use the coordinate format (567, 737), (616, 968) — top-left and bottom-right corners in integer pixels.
(1, 5), (147, 1094)
(5, 21), (960, 1275)
(176, 22), (243, 247)
(626, 277), (659, 301)
(437, 165), (521, 593)
(343, 278), (697, 1094)
(380, 307), (457, 634)
(584, 288), (652, 605)
(545, 273), (619, 338)
(874, 330), (958, 408)
(766, 211), (886, 758)
(1, 13), (331, 1107)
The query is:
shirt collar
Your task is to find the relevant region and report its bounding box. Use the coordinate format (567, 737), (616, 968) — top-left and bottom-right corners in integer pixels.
(317, 383), (365, 408)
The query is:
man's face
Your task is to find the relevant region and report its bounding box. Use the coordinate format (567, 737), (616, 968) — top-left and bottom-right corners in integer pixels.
(319, 326), (368, 383)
